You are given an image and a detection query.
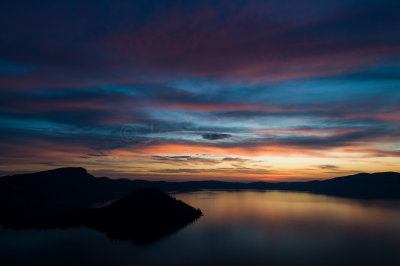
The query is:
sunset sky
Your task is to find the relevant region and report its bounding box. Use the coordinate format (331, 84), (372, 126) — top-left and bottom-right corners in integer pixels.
(0, 0), (399, 181)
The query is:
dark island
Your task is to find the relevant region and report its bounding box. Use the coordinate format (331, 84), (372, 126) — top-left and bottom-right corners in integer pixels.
(3, 188), (202, 244)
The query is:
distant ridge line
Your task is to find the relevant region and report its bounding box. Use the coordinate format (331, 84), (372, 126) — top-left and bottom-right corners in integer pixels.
(0, 167), (399, 223)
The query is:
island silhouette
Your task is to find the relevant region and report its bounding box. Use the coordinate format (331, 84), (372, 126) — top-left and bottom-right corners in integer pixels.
(1, 167), (399, 243)
(2, 188), (202, 244)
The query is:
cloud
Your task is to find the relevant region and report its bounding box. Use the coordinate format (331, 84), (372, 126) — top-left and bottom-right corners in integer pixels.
(222, 157), (248, 163)
(150, 167), (272, 175)
(151, 155), (218, 165)
(0, 1), (400, 179)
(1, 0), (399, 88)
(318, 164), (340, 170)
(202, 133), (232, 140)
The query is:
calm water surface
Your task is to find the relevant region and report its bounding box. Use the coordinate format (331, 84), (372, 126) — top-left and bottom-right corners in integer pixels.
(1, 191), (400, 266)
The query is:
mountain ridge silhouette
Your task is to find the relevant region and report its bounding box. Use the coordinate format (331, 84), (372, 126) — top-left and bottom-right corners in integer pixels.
(1, 167), (399, 224)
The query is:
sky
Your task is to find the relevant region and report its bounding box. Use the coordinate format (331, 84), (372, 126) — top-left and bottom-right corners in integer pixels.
(0, 0), (399, 181)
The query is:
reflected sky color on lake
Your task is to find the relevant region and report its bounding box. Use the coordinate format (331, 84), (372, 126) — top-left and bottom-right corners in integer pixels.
(1, 191), (400, 266)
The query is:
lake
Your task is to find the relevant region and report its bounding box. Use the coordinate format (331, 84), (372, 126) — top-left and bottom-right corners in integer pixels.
(1, 190), (400, 266)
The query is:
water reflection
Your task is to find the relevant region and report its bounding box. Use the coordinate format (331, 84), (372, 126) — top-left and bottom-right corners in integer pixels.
(176, 191), (400, 226)
(173, 191), (400, 266)
(1, 191), (400, 266)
